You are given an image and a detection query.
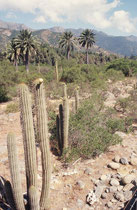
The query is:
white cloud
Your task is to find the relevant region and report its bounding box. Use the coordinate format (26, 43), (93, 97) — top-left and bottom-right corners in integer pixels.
(34, 16), (46, 23)
(110, 10), (137, 33)
(0, 0), (137, 34)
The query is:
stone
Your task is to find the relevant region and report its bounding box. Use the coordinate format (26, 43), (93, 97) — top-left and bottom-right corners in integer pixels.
(105, 188), (110, 193)
(117, 185), (123, 192)
(114, 192), (124, 202)
(109, 186), (117, 193)
(84, 168), (92, 175)
(111, 198), (117, 203)
(113, 155), (120, 163)
(94, 185), (105, 199)
(106, 201), (113, 208)
(120, 157), (128, 165)
(101, 192), (107, 199)
(123, 183), (134, 192)
(100, 175), (107, 181)
(76, 181), (85, 189)
(110, 178), (119, 186)
(108, 162), (120, 170)
(130, 157), (137, 166)
(122, 174), (135, 185)
(124, 190), (132, 201)
(86, 190), (97, 205)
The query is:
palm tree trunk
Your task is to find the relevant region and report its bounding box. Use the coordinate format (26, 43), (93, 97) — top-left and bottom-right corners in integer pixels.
(86, 46), (89, 64)
(25, 50), (29, 73)
(67, 49), (70, 60)
(14, 58), (18, 72)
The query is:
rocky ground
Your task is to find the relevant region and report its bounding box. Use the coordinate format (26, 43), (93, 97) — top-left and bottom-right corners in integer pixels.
(0, 78), (137, 210)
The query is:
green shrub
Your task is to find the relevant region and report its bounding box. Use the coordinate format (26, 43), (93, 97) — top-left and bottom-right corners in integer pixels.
(106, 118), (126, 133)
(0, 86), (9, 102)
(5, 102), (19, 113)
(67, 95), (123, 161)
(105, 69), (124, 81)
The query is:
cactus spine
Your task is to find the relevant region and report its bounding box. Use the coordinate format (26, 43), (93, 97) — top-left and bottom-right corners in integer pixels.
(7, 132), (25, 210)
(29, 186), (40, 210)
(75, 87), (80, 112)
(34, 80), (51, 210)
(19, 84), (38, 194)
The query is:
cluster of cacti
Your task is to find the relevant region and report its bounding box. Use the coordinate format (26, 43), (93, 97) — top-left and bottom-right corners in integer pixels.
(56, 83), (69, 156)
(5, 79), (51, 210)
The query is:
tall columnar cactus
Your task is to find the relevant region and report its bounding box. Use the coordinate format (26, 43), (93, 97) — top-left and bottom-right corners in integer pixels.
(56, 104), (63, 155)
(56, 84), (69, 155)
(19, 84), (38, 194)
(55, 60), (59, 83)
(63, 84), (69, 152)
(7, 132), (25, 210)
(75, 87), (80, 112)
(34, 79), (51, 210)
(29, 186), (40, 210)
(63, 95), (69, 151)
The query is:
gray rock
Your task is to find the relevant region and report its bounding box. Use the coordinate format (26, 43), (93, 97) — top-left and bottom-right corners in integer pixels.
(105, 188), (110, 193)
(111, 198), (117, 203)
(113, 155), (120, 163)
(76, 180), (85, 189)
(122, 174), (135, 185)
(120, 157), (128, 165)
(100, 174), (107, 181)
(130, 157), (137, 166)
(94, 185), (105, 199)
(86, 190), (97, 205)
(124, 191), (132, 201)
(117, 185), (123, 192)
(109, 186), (117, 193)
(110, 178), (119, 186)
(123, 183), (134, 192)
(84, 168), (92, 175)
(106, 201), (113, 208)
(101, 192), (107, 199)
(108, 162), (120, 170)
(114, 192), (124, 202)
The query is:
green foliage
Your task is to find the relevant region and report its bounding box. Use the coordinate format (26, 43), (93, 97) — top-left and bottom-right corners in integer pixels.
(106, 58), (137, 76)
(5, 103), (19, 114)
(66, 94), (132, 161)
(59, 31), (75, 60)
(0, 86), (9, 102)
(105, 69), (125, 81)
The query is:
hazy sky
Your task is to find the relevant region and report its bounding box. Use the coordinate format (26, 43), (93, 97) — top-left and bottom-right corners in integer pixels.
(0, 0), (137, 36)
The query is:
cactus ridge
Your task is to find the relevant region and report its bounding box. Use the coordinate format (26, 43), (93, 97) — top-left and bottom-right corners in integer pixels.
(29, 185), (40, 210)
(34, 82), (51, 210)
(19, 84), (38, 193)
(7, 132), (25, 210)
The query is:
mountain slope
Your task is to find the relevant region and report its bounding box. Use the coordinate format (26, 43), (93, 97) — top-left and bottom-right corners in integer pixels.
(0, 22), (137, 56)
(0, 19), (29, 31)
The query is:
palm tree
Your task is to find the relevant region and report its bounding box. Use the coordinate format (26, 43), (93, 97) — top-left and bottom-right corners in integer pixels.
(15, 30), (39, 73)
(59, 31), (74, 60)
(78, 29), (95, 64)
(6, 38), (20, 71)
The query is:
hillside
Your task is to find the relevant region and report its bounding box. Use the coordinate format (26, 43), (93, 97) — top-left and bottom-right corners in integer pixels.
(1, 21), (137, 56)
(0, 19), (29, 31)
